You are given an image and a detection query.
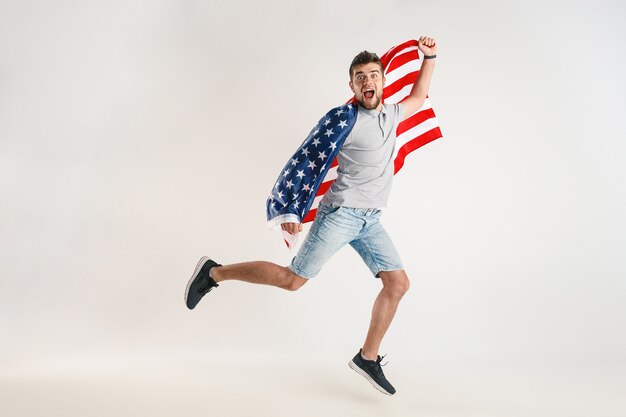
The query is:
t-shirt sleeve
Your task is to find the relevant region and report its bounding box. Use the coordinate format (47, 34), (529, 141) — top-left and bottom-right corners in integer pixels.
(392, 102), (404, 132)
(395, 102), (404, 122)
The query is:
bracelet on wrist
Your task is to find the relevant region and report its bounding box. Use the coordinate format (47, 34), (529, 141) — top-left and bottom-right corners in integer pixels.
(424, 54), (437, 59)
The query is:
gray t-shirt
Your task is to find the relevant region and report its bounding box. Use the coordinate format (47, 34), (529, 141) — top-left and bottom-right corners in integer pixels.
(320, 102), (404, 209)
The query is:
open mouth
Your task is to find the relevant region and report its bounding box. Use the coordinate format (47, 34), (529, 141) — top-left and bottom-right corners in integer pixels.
(363, 89), (375, 100)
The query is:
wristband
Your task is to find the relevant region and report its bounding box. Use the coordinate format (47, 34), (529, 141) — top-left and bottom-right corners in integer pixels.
(424, 54), (437, 59)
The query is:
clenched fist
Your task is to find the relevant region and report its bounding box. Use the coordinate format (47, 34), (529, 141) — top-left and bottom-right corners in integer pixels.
(417, 36), (437, 55)
(281, 222), (303, 235)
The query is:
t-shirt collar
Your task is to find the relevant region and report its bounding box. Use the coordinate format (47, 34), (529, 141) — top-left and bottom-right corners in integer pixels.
(358, 103), (387, 118)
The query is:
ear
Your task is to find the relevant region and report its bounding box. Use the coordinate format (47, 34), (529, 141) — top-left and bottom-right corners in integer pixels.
(382, 75), (386, 87)
(349, 80), (355, 93)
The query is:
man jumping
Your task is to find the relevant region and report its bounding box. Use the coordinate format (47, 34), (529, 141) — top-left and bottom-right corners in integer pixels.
(184, 36), (437, 396)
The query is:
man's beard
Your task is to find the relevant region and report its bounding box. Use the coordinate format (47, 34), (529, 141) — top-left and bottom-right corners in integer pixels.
(357, 93), (381, 110)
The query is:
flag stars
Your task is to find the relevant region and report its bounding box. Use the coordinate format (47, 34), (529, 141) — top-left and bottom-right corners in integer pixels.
(270, 102), (362, 220)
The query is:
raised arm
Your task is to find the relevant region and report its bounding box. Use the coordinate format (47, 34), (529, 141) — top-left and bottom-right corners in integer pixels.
(400, 36), (437, 120)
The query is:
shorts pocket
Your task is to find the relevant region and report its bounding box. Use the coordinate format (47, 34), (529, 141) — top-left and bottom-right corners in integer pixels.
(317, 204), (341, 217)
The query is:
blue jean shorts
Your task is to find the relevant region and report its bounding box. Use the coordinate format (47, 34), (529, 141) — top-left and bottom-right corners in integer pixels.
(288, 204), (404, 279)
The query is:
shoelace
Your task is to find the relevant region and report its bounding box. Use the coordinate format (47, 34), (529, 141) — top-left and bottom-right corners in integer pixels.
(377, 354), (389, 367)
(368, 354), (389, 377)
(199, 279), (219, 294)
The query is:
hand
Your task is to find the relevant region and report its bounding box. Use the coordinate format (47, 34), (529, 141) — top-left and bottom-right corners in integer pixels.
(417, 36), (437, 55)
(281, 222), (303, 235)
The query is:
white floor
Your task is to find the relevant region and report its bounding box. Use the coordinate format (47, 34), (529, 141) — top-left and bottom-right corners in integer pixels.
(2, 354), (625, 417)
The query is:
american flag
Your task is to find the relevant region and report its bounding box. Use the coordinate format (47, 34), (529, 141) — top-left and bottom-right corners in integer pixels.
(267, 39), (443, 249)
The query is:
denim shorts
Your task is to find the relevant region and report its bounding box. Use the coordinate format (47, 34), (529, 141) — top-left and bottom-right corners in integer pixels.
(288, 204), (403, 279)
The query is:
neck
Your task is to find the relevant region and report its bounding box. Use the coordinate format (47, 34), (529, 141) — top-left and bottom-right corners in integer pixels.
(358, 102), (383, 112)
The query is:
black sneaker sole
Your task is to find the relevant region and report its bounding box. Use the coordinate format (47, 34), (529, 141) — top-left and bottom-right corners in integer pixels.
(348, 359), (394, 395)
(184, 256), (210, 306)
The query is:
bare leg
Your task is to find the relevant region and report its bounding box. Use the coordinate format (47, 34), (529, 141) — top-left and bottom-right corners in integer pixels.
(211, 261), (308, 291)
(361, 270), (410, 359)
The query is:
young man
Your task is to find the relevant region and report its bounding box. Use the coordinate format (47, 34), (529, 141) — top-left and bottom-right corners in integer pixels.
(185, 36), (437, 395)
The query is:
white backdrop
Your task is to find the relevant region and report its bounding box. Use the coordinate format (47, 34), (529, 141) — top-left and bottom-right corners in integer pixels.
(1, 0), (625, 415)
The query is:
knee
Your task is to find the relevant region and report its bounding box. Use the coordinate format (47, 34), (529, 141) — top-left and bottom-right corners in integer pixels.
(382, 272), (410, 298)
(394, 277), (410, 298)
(400, 276), (411, 295)
(282, 267), (308, 291)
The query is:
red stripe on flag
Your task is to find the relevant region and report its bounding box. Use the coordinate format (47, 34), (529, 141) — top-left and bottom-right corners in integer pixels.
(380, 40), (419, 67)
(303, 208), (317, 223)
(393, 127), (443, 173)
(383, 71), (418, 99)
(316, 180), (333, 196)
(396, 107), (437, 136)
(386, 50), (420, 73)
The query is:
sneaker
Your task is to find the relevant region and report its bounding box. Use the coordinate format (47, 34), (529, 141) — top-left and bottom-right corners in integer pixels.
(185, 256), (221, 310)
(348, 349), (396, 395)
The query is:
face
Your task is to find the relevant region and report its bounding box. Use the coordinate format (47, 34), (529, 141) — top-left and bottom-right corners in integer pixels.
(350, 62), (385, 110)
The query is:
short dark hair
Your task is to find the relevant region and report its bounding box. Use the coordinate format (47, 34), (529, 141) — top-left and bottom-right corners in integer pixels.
(349, 51), (383, 79)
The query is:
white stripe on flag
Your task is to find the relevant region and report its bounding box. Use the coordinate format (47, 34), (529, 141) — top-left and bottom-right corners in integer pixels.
(323, 166), (338, 182)
(393, 118), (441, 159)
(386, 84), (414, 104)
(384, 59), (421, 86)
(309, 194), (324, 210)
